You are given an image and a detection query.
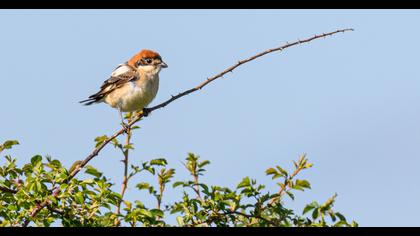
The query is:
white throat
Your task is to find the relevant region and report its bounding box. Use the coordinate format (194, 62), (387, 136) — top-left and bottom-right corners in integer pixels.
(139, 65), (161, 75)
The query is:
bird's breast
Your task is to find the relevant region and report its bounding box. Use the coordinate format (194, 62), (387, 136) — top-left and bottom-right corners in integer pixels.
(105, 75), (159, 112)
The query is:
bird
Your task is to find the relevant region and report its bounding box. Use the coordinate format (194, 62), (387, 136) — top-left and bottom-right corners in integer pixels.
(79, 49), (168, 128)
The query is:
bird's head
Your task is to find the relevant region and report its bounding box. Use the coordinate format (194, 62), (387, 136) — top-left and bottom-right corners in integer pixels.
(128, 49), (168, 74)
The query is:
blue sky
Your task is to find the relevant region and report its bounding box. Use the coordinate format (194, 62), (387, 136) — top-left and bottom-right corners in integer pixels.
(1, 10), (420, 226)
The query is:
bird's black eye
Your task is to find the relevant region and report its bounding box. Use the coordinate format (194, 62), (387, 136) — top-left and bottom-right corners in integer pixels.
(145, 58), (152, 64)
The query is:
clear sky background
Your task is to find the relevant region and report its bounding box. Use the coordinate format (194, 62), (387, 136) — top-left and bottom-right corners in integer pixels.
(1, 10), (419, 226)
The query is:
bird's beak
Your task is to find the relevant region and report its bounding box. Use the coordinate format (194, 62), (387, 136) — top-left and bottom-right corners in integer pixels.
(160, 61), (168, 68)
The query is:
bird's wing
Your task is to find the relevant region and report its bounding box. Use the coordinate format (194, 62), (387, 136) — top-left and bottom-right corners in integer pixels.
(79, 63), (138, 105)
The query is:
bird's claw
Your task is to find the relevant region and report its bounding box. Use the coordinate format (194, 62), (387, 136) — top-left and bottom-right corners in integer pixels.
(142, 108), (151, 117)
(121, 122), (130, 133)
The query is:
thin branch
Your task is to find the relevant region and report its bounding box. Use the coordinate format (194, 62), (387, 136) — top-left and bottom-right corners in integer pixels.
(193, 175), (201, 200)
(22, 187), (60, 226)
(268, 162), (305, 205)
(191, 162), (202, 200)
(157, 171), (165, 210)
(147, 28), (354, 112)
(21, 28), (354, 226)
(46, 204), (65, 216)
(223, 210), (277, 226)
(114, 121), (132, 226)
(0, 186), (17, 194)
(183, 160), (202, 200)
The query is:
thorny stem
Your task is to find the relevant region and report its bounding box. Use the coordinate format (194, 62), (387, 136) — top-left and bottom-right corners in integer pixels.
(20, 28), (354, 226)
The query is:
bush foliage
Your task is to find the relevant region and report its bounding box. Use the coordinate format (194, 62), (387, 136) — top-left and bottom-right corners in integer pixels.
(0, 134), (356, 227)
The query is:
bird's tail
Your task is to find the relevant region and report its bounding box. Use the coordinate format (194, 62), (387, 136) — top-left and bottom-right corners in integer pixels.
(80, 90), (106, 106)
(79, 94), (104, 105)
(79, 98), (99, 106)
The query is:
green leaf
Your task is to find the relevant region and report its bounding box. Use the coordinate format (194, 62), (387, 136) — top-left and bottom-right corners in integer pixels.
(145, 167), (155, 175)
(123, 144), (134, 150)
(295, 179), (311, 189)
(49, 159), (62, 168)
(312, 208), (319, 219)
(186, 153), (199, 162)
(164, 168), (175, 180)
(59, 183), (68, 191)
(7, 204), (18, 211)
(351, 221), (359, 227)
(271, 173), (283, 180)
(150, 158), (168, 166)
(85, 165), (102, 178)
(94, 135), (108, 148)
(329, 210), (337, 222)
(136, 182), (151, 190)
(138, 209), (153, 218)
(36, 182), (42, 192)
(335, 212), (347, 222)
(131, 125), (140, 130)
(172, 181), (185, 188)
(334, 220), (349, 227)
(81, 179), (94, 185)
(286, 191), (295, 200)
(123, 200), (132, 209)
(111, 138), (121, 148)
(237, 177), (251, 189)
(176, 216), (184, 226)
(200, 183), (209, 194)
(150, 209), (164, 218)
(265, 167), (278, 176)
(134, 200), (145, 208)
(276, 166), (288, 177)
(303, 203), (317, 215)
(170, 204), (183, 214)
(74, 192), (84, 204)
(69, 160), (83, 173)
(30, 155), (42, 166)
(109, 192), (122, 202)
(198, 160), (210, 168)
(0, 140), (19, 152)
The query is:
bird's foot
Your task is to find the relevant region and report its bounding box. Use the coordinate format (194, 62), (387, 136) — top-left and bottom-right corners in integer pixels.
(121, 122), (130, 133)
(141, 108), (151, 117)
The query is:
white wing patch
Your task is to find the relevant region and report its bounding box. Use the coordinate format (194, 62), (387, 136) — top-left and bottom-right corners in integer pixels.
(111, 64), (132, 77)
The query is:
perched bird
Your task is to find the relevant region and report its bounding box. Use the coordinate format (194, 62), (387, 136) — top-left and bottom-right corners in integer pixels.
(80, 49), (168, 127)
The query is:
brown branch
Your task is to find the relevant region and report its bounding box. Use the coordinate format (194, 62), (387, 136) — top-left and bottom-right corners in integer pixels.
(114, 122), (132, 226)
(147, 28), (354, 112)
(46, 204), (65, 216)
(21, 28), (354, 226)
(0, 186), (17, 194)
(22, 187), (60, 227)
(193, 175), (201, 200)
